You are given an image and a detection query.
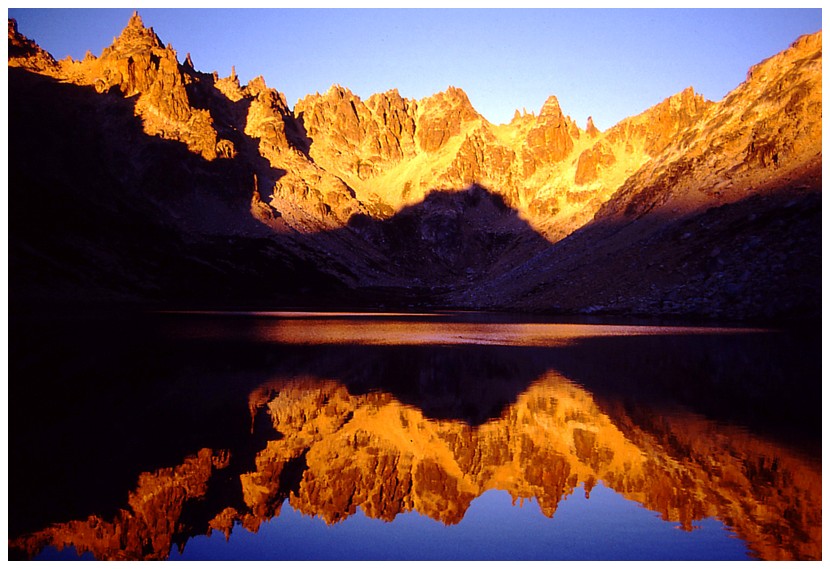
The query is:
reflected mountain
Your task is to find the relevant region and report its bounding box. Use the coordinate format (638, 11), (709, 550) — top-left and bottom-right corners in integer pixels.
(8, 314), (821, 561)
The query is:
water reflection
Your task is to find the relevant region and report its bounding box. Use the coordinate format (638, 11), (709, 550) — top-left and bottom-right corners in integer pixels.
(168, 310), (768, 346)
(8, 313), (821, 560)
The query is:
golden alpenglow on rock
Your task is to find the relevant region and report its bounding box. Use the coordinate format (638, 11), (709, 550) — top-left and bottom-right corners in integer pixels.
(7, 13), (820, 320)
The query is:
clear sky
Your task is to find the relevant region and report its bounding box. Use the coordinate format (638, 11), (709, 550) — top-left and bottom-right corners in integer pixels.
(7, 7), (823, 130)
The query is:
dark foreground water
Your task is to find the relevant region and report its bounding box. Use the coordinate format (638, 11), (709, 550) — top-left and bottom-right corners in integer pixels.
(8, 310), (822, 560)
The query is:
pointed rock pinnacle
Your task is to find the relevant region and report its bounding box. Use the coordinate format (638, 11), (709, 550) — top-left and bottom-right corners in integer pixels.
(127, 11), (144, 29)
(586, 116), (600, 137)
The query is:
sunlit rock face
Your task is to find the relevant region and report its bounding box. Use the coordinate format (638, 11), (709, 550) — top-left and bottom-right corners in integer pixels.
(415, 86), (482, 153)
(521, 95), (578, 176)
(448, 33), (822, 319)
(57, 12), (220, 160)
(296, 85), (419, 178)
(595, 36), (822, 222)
(6, 14), (822, 319)
(10, 374), (820, 561)
(7, 18), (57, 72)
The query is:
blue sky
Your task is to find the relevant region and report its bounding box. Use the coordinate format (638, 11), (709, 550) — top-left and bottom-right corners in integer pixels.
(7, 8), (822, 130)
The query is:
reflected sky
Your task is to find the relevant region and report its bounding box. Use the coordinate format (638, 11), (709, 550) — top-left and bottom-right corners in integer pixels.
(171, 486), (750, 561)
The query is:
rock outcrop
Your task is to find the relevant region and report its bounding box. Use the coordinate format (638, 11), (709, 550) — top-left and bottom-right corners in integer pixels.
(521, 95), (579, 176)
(415, 86), (481, 153)
(59, 11), (220, 159)
(8, 18), (57, 72)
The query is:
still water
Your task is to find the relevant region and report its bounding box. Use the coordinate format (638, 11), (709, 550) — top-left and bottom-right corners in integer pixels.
(8, 311), (822, 560)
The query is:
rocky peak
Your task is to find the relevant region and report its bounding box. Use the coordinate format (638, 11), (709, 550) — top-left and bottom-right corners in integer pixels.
(605, 86), (711, 157)
(365, 88), (417, 142)
(126, 10), (144, 29)
(44, 11), (221, 160)
(509, 108), (535, 128)
(8, 18), (20, 40)
(419, 86), (479, 121)
(293, 84), (419, 185)
(538, 95), (564, 120)
(416, 86), (481, 153)
(666, 86), (706, 115)
(7, 18), (57, 71)
(325, 83), (356, 101)
(746, 30), (822, 84)
(244, 75), (269, 97)
(214, 67), (244, 101)
(640, 86), (709, 154)
(296, 85), (364, 138)
(104, 10), (163, 57)
(586, 116), (600, 137)
(521, 95), (578, 175)
(444, 85), (474, 106)
(365, 87), (409, 110)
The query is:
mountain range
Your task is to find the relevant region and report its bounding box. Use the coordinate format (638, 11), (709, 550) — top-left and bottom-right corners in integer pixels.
(8, 13), (822, 321)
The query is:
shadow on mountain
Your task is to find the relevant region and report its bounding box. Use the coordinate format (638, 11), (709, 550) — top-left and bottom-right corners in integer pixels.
(6, 67), (551, 541)
(8, 66), (552, 314)
(461, 165), (821, 323)
(7, 67), (363, 311)
(6, 68), (552, 538)
(342, 184), (552, 292)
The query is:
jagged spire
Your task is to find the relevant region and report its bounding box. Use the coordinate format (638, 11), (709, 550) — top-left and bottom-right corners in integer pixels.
(539, 95), (564, 119)
(127, 10), (143, 29)
(106, 10), (162, 54)
(586, 116), (600, 137)
(184, 52), (194, 69)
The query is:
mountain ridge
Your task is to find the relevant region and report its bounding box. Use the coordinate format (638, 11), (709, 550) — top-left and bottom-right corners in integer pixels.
(7, 14), (822, 321)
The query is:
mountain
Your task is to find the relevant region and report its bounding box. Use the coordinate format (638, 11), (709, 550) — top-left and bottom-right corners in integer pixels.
(7, 14), (822, 321)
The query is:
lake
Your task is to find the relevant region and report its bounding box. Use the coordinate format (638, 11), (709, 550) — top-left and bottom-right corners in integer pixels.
(8, 310), (821, 560)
